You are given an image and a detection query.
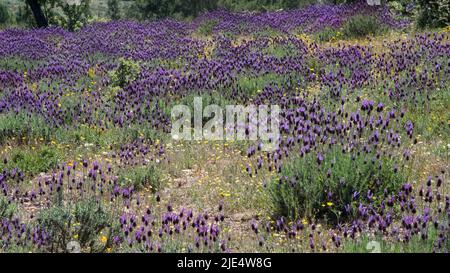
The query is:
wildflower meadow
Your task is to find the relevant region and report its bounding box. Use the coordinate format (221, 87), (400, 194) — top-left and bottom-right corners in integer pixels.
(0, 0), (449, 258)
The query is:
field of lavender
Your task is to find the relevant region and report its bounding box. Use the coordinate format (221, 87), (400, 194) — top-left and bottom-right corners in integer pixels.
(0, 3), (449, 253)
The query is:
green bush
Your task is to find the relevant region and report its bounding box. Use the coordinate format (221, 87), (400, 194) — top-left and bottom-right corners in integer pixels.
(417, 0), (450, 28)
(268, 146), (406, 223)
(73, 198), (112, 251)
(342, 15), (384, 39)
(342, 226), (449, 253)
(314, 26), (341, 42)
(15, 4), (36, 28)
(5, 146), (60, 176)
(37, 199), (113, 253)
(58, 0), (92, 31)
(109, 58), (141, 88)
(217, 0), (316, 11)
(37, 204), (72, 252)
(107, 0), (121, 20)
(197, 19), (218, 36)
(387, 0), (419, 17)
(118, 165), (161, 191)
(0, 196), (16, 220)
(0, 2), (10, 25)
(0, 112), (53, 145)
(131, 0), (217, 20)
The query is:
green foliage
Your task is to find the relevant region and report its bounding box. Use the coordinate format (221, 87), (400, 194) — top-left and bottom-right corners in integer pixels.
(268, 146), (406, 223)
(0, 196), (16, 220)
(57, 0), (91, 31)
(36, 204), (72, 252)
(170, 91), (234, 121)
(387, 0), (419, 17)
(331, 0), (358, 4)
(236, 72), (298, 97)
(0, 113), (61, 176)
(314, 26), (341, 42)
(342, 15), (385, 39)
(15, 4), (36, 27)
(403, 88), (450, 141)
(130, 0), (318, 20)
(197, 19), (218, 36)
(417, 0), (450, 28)
(217, 0), (267, 12)
(285, 0), (317, 8)
(281, 0), (301, 9)
(109, 58), (141, 88)
(217, 0), (316, 11)
(132, 0), (217, 20)
(37, 198), (113, 252)
(0, 112), (52, 145)
(253, 27), (284, 39)
(0, 2), (10, 24)
(118, 165), (161, 191)
(73, 198), (112, 251)
(107, 0), (121, 20)
(342, 226), (449, 253)
(21, 0), (91, 30)
(5, 146), (60, 176)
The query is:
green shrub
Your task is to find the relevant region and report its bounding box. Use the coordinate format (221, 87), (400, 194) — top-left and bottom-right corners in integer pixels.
(15, 4), (36, 27)
(73, 198), (112, 251)
(118, 165), (161, 191)
(342, 226), (449, 253)
(57, 0), (92, 32)
(169, 92), (235, 126)
(236, 73), (285, 97)
(37, 204), (72, 252)
(0, 112), (53, 145)
(5, 146), (60, 176)
(37, 199), (113, 253)
(0, 196), (16, 220)
(0, 2), (10, 25)
(342, 15), (384, 39)
(109, 58), (141, 88)
(268, 146), (406, 223)
(314, 27), (341, 42)
(217, 0), (316, 11)
(197, 19), (218, 36)
(107, 0), (121, 20)
(417, 0), (450, 28)
(387, 0), (419, 17)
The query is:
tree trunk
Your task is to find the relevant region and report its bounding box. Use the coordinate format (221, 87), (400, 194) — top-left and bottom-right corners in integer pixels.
(26, 0), (48, 28)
